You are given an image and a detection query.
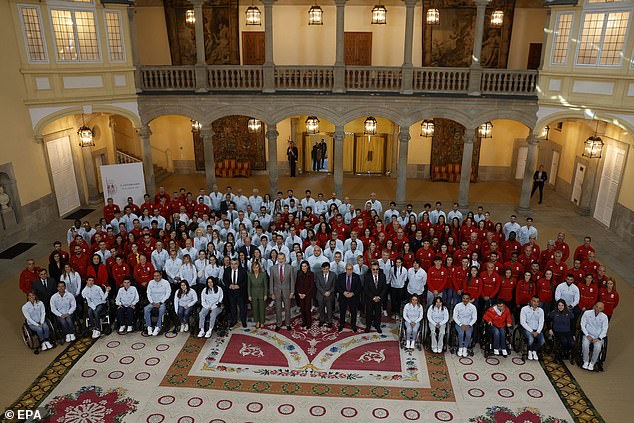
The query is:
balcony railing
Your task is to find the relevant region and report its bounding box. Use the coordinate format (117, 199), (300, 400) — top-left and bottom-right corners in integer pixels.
(138, 65), (537, 97)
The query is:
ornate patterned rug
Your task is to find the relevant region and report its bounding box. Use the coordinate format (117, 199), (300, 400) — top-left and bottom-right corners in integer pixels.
(5, 316), (604, 422)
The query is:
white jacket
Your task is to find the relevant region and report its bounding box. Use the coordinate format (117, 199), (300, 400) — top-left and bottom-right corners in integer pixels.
(174, 289), (198, 313)
(82, 285), (108, 310)
(555, 282), (580, 308)
(581, 310), (608, 339)
(520, 305), (544, 333)
(50, 292), (77, 316)
(115, 286), (139, 307)
(427, 305), (449, 326)
(403, 303), (425, 323)
(22, 301), (46, 326)
(200, 286), (224, 310)
(60, 271), (82, 297)
(147, 279), (171, 304)
(390, 266), (408, 289)
(453, 302), (477, 326)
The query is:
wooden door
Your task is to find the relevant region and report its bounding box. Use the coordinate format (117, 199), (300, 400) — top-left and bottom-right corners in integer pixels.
(527, 43), (542, 70)
(242, 32), (265, 65)
(593, 145), (626, 226)
(344, 32), (372, 66)
(47, 136), (81, 216)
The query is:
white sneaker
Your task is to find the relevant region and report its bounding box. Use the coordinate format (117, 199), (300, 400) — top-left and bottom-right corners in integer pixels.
(69, 334), (76, 341)
(180, 324), (185, 332)
(502, 349), (508, 357)
(205, 329), (212, 338)
(41, 342), (48, 351)
(65, 334), (71, 342)
(457, 347), (464, 357)
(147, 326), (153, 335)
(493, 349), (500, 356)
(588, 363), (594, 371)
(184, 323), (189, 332)
(92, 330), (101, 339)
(46, 341), (53, 349)
(383, 310), (388, 317)
(118, 326), (126, 333)
(127, 326), (133, 333)
(152, 327), (160, 336)
(582, 362), (589, 370)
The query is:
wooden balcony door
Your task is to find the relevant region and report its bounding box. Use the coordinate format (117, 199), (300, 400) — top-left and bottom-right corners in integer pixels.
(242, 32), (265, 65)
(344, 32), (372, 66)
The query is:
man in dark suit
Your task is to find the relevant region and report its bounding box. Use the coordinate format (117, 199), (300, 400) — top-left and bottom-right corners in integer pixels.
(32, 269), (57, 312)
(315, 262), (336, 327)
(319, 139), (327, 169)
(287, 141), (298, 177)
(336, 263), (362, 332)
(219, 194), (235, 214)
(238, 237), (258, 261)
(223, 259), (248, 327)
(531, 164), (548, 204)
(364, 262), (387, 333)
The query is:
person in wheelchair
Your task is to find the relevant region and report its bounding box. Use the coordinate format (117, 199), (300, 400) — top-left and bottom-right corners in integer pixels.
(548, 299), (575, 362)
(144, 271), (171, 336)
(402, 294), (424, 350)
(82, 276), (111, 339)
(520, 296), (545, 361)
(22, 291), (53, 351)
(427, 296), (449, 353)
(115, 277), (139, 333)
(198, 276), (224, 338)
(174, 280), (198, 333)
(483, 298), (512, 357)
(50, 281), (77, 342)
(453, 292), (477, 357)
(580, 302), (608, 371)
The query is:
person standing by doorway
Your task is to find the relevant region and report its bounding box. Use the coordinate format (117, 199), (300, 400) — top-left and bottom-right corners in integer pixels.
(287, 141), (298, 177)
(319, 139), (327, 170)
(531, 165), (548, 204)
(311, 143), (321, 171)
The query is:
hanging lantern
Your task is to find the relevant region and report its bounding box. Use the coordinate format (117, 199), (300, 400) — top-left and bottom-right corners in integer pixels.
(540, 125), (550, 140)
(583, 135), (604, 159)
(305, 116), (320, 134)
(247, 118), (262, 133)
(420, 119), (435, 138)
(426, 8), (440, 26)
(364, 116), (378, 135)
(78, 125), (95, 147)
(191, 120), (202, 132)
(245, 6), (262, 26)
(308, 5), (324, 26)
(185, 9), (196, 25)
(371, 5), (387, 25)
(490, 10), (504, 27)
(478, 121), (493, 138)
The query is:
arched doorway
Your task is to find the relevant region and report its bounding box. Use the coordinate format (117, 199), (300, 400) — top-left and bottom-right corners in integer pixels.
(343, 116), (395, 175)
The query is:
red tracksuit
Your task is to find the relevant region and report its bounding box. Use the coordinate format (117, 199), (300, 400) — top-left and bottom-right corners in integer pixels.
(578, 283), (598, 311)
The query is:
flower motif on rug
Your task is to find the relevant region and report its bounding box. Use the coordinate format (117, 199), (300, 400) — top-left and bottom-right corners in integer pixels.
(469, 406), (569, 423)
(44, 386), (138, 423)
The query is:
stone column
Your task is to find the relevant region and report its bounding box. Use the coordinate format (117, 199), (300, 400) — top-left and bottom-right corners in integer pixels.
(577, 159), (599, 216)
(333, 0), (347, 93)
(468, 0), (488, 95)
(518, 134), (539, 213)
(396, 128), (410, 206)
(266, 125), (279, 196)
(191, 0), (208, 92)
(262, 0), (275, 93)
(81, 144), (100, 205)
(401, 0), (417, 94)
(137, 125), (155, 197)
(127, 3), (142, 93)
(200, 127), (216, 191)
(458, 131), (475, 210)
(334, 126), (345, 197)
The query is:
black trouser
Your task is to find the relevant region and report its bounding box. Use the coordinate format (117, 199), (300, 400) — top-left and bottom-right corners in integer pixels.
(365, 300), (382, 330)
(290, 160), (296, 177)
(227, 290), (247, 325)
(312, 158), (319, 171)
(531, 182), (544, 202)
(390, 286), (406, 315)
(117, 306), (135, 327)
(555, 331), (574, 357)
(339, 299), (358, 329)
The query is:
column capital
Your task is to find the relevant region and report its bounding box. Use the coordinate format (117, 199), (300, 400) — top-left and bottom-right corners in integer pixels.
(399, 130), (411, 143)
(200, 127), (214, 139)
(136, 125), (151, 138)
(474, 0), (490, 7)
(189, 0), (206, 7)
(335, 0), (347, 6)
(464, 131), (476, 144)
(527, 134), (540, 146)
(261, 0), (276, 6)
(403, 0), (418, 7)
(266, 128), (279, 140)
(334, 126), (345, 141)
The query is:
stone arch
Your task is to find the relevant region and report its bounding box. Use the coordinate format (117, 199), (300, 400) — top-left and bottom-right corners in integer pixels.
(536, 110), (634, 145)
(142, 107), (206, 128)
(473, 110), (536, 133)
(402, 108), (473, 130)
(33, 105), (141, 138)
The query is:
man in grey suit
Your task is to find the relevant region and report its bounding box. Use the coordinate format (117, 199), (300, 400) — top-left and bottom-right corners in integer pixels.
(269, 252), (295, 331)
(315, 262), (336, 328)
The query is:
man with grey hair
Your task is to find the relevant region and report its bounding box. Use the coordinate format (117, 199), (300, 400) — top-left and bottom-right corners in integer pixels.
(269, 253), (295, 331)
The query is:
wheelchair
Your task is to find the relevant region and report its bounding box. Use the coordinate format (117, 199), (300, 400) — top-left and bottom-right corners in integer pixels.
(173, 303), (201, 335)
(139, 297), (175, 337)
(574, 333), (608, 372)
(195, 305), (229, 338)
(21, 318), (58, 354)
(82, 298), (114, 338)
(480, 322), (513, 358)
(398, 303), (426, 351)
(511, 325), (528, 361)
(424, 321), (450, 353)
(448, 320), (477, 357)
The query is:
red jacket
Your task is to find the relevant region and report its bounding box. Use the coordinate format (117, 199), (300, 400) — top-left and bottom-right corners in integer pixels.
(464, 277), (482, 300)
(578, 283), (598, 311)
(19, 268), (40, 294)
(452, 267), (468, 292)
(537, 277), (555, 304)
(546, 260), (568, 283)
(134, 262), (155, 288)
(110, 262), (131, 288)
(427, 266), (448, 294)
(87, 264), (109, 288)
(483, 305), (512, 328)
(498, 277), (516, 302)
(481, 271), (501, 299)
(503, 260), (524, 279)
(515, 280), (536, 306)
(69, 253), (89, 279)
(599, 288), (619, 317)
(574, 245), (594, 263)
(416, 248), (435, 271)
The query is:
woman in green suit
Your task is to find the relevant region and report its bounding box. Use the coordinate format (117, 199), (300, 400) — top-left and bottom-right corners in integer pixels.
(248, 261), (267, 328)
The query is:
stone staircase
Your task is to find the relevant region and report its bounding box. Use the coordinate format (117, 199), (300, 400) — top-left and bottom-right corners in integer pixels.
(115, 150), (172, 183)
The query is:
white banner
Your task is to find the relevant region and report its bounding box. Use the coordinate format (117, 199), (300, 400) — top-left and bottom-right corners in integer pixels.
(100, 163), (146, 207)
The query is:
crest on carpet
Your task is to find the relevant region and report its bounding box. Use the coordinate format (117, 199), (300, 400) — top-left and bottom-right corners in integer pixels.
(469, 406), (569, 423)
(43, 385), (138, 422)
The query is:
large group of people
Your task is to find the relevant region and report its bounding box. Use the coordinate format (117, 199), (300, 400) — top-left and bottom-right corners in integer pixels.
(19, 185), (617, 370)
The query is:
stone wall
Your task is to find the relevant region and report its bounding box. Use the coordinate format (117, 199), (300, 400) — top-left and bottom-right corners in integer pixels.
(612, 203), (634, 245)
(0, 193), (57, 252)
